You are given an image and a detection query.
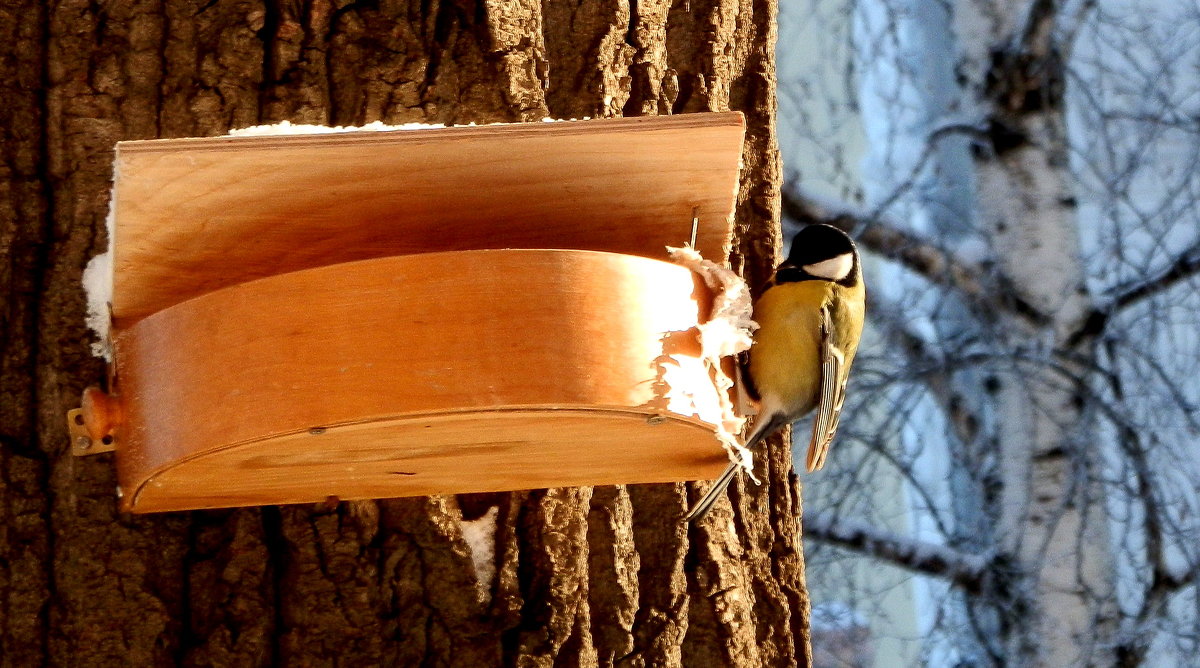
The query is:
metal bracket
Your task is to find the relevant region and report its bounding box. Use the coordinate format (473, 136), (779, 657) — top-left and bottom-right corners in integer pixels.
(67, 386), (119, 456)
(67, 408), (115, 455)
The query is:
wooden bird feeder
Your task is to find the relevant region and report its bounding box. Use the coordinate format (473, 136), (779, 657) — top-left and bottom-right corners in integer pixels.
(70, 112), (748, 513)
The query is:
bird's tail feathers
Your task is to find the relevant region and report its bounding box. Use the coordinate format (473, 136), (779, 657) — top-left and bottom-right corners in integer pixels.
(683, 463), (740, 523)
(742, 411), (788, 454)
(684, 412), (790, 523)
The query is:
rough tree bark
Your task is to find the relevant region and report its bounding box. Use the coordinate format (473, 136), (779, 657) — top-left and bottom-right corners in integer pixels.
(0, 1), (806, 666)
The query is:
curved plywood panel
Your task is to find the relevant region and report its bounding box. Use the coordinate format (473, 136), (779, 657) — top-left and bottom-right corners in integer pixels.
(112, 249), (731, 512)
(111, 112), (746, 323)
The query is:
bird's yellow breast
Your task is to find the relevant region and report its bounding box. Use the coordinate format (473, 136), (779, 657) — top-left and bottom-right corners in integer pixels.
(747, 281), (830, 416)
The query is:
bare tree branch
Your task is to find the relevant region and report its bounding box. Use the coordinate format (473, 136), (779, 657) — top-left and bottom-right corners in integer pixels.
(804, 511), (991, 594)
(1054, 0), (1100, 61)
(782, 187), (983, 294)
(1065, 241), (1200, 347)
(783, 1), (1200, 661)
(1085, 371), (1200, 626)
(866, 123), (991, 219)
(783, 187), (1051, 327)
(1109, 241), (1200, 311)
(1014, 0), (1059, 57)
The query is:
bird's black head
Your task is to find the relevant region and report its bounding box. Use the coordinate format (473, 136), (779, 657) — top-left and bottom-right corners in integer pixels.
(775, 224), (859, 286)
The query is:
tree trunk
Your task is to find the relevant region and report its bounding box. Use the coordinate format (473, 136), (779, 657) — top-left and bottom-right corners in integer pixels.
(963, 4), (1117, 664)
(852, 0), (1115, 664)
(0, 1), (806, 666)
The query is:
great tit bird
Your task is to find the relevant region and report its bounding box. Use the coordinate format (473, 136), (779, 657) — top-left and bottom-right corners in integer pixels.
(685, 223), (866, 522)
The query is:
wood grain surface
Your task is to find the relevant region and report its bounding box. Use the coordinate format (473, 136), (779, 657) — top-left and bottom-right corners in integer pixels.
(110, 112), (745, 323)
(113, 249), (731, 512)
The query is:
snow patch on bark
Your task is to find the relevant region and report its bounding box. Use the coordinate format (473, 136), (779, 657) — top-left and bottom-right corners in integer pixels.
(83, 195), (117, 360)
(460, 506), (499, 603)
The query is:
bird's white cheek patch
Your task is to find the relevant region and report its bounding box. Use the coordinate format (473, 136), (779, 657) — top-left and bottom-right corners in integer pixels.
(803, 253), (853, 281)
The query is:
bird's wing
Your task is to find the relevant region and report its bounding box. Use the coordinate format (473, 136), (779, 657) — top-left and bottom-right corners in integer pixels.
(806, 305), (848, 472)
